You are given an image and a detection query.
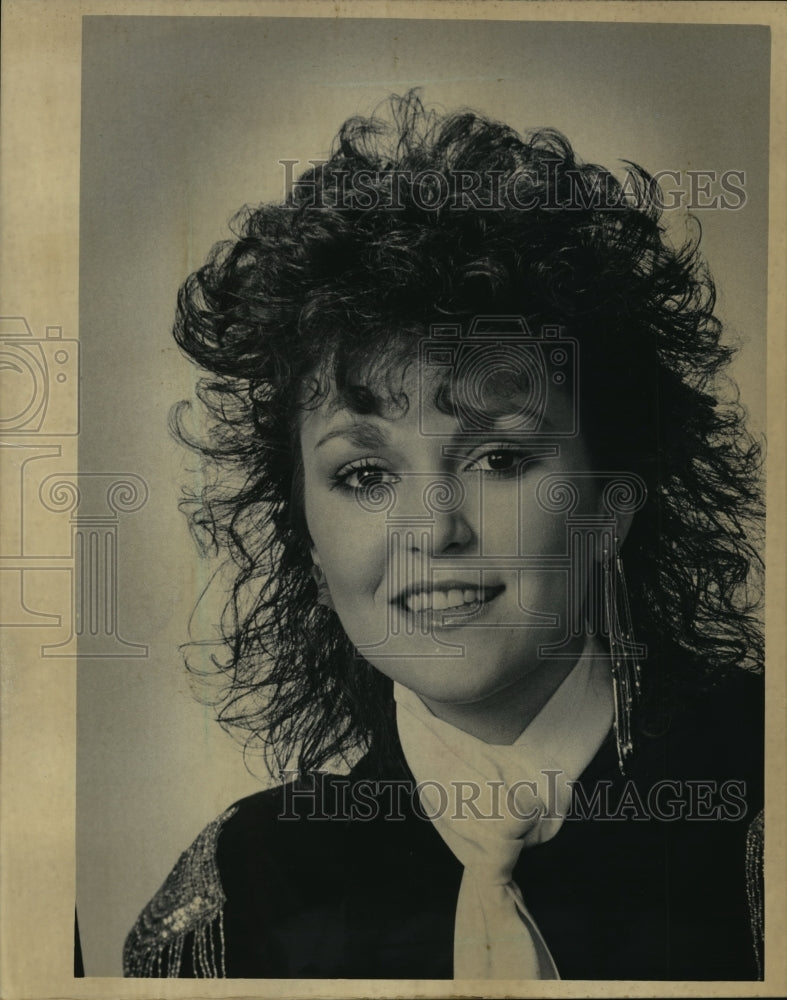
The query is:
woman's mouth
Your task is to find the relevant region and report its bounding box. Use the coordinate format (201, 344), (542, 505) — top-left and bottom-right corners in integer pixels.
(395, 583), (505, 620)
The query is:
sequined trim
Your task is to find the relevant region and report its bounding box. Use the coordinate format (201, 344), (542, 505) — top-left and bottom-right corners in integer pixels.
(745, 808), (764, 979)
(123, 805), (238, 977)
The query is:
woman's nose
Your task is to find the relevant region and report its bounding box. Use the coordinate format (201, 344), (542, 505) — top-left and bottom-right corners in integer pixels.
(428, 507), (475, 555)
(407, 472), (476, 555)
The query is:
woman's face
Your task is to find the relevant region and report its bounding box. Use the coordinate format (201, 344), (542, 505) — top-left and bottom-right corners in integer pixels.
(301, 359), (605, 729)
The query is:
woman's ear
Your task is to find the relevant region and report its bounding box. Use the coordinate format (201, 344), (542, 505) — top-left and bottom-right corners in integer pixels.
(590, 485), (636, 560)
(310, 552), (334, 610)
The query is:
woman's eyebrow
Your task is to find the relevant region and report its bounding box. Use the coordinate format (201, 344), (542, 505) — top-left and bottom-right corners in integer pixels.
(314, 421), (390, 451)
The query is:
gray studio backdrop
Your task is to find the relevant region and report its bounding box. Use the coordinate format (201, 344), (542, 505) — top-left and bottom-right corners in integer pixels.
(77, 16), (769, 975)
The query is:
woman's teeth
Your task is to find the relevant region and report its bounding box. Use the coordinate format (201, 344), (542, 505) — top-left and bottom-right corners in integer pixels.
(404, 589), (480, 613)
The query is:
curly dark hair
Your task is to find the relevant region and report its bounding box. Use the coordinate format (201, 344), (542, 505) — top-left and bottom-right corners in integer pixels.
(171, 91), (764, 776)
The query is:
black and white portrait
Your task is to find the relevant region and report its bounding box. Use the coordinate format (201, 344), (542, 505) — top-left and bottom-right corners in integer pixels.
(4, 9), (776, 994)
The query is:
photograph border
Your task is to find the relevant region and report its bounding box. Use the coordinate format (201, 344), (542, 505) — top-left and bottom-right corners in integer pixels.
(1, 2), (785, 998)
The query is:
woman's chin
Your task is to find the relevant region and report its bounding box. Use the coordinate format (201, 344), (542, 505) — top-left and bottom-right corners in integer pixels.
(366, 650), (537, 708)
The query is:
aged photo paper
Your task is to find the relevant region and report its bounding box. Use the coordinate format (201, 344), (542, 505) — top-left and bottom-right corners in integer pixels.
(1, 2), (785, 998)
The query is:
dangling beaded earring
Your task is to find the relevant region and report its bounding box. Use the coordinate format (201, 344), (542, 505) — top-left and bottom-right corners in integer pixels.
(311, 565), (335, 611)
(602, 539), (643, 774)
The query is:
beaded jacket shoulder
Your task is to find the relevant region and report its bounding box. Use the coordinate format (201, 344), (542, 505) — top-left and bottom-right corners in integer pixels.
(745, 807), (765, 979)
(123, 804), (238, 977)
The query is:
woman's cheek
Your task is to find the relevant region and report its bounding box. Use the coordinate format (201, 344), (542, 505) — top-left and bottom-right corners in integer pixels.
(324, 515), (386, 600)
(482, 486), (549, 558)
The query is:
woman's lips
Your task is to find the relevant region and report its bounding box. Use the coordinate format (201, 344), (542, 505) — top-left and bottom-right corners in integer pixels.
(394, 583), (506, 622)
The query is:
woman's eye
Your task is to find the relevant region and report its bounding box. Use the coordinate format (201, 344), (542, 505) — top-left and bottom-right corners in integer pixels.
(334, 463), (399, 491)
(349, 468), (390, 489)
(482, 451), (516, 472)
(465, 449), (527, 476)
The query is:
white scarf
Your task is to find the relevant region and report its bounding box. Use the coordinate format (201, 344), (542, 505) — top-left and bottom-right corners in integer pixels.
(394, 636), (613, 980)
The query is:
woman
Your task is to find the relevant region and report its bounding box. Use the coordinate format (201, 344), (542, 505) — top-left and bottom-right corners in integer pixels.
(124, 93), (764, 981)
